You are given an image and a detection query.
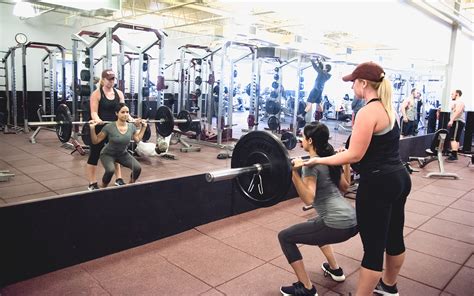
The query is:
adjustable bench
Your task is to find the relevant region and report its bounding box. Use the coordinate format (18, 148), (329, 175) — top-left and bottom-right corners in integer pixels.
(409, 129), (459, 179)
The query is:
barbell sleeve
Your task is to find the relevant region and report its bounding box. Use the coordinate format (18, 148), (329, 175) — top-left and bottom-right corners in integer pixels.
(205, 164), (263, 183)
(205, 155), (311, 183)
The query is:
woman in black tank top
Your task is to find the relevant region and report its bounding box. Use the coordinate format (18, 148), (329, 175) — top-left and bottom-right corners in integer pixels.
(303, 62), (411, 296)
(86, 69), (127, 190)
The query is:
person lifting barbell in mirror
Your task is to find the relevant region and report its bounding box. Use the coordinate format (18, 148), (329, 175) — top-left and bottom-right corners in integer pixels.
(87, 69), (142, 191)
(278, 122), (357, 296)
(89, 103), (146, 188)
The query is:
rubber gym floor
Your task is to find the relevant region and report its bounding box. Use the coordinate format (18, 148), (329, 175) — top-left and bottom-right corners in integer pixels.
(0, 117), (473, 295)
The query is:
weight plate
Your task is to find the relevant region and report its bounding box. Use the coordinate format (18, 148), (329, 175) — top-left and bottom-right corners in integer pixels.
(271, 81), (279, 89)
(155, 106), (174, 137)
(143, 124), (151, 142)
(231, 131), (292, 207)
(281, 131), (297, 150)
(177, 110), (192, 132)
(81, 123), (92, 146)
(55, 104), (72, 143)
(195, 76), (202, 86)
(267, 115), (280, 131)
(266, 100), (281, 115)
(270, 90), (278, 99)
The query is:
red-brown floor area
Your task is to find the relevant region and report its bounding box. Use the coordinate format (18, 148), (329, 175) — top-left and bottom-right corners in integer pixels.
(1, 129), (473, 295)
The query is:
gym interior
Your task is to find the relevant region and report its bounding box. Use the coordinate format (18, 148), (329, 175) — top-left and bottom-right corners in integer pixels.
(0, 1), (473, 295)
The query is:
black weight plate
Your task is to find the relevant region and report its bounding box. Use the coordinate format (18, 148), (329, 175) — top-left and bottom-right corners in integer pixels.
(81, 123), (92, 146)
(266, 100), (281, 115)
(155, 106), (174, 137)
(195, 76), (202, 85)
(143, 124), (151, 142)
(267, 115), (280, 131)
(177, 110), (192, 132)
(80, 69), (90, 81)
(231, 131), (292, 207)
(55, 104), (72, 143)
(271, 81), (279, 89)
(297, 101), (306, 115)
(281, 131), (297, 150)
(270, 90), (278, 99)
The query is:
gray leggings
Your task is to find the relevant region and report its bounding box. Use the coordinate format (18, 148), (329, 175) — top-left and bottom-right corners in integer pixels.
(278, 218), (358, 264)
(100, 152), (141, 185)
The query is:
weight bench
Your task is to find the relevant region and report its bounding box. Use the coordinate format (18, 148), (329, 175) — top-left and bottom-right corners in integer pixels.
(409, 129), (459, 179)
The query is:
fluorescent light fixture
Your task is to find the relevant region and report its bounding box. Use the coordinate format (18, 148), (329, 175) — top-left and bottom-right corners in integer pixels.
(13, 1), (40, 19)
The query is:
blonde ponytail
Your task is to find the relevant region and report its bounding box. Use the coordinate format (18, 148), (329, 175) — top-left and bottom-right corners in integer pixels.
(368, 78), (394, 124)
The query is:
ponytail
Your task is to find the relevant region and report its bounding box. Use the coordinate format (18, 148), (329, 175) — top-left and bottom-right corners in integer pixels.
(368, 78), (394, 124)
(303, 123), (342, 186)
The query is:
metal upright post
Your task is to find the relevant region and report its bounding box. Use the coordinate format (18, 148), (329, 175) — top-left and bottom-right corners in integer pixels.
(178, 48), (186, 114)
(118, 43), (125, 93)
(21, 45), (28, 132)
(228, 62), (234, 129)
(49, 52), (55, 118)
(294, 55), (302, 135)
(10, 48), (18, 129)
(4, 56), (11, 130)
(249, 50), (258, 131)
(217, 42), (229, 145)
(72, 39), (79, 121)
(137, 53), (144, 117)
(129, 59), (135, 115)
(157, 38), (165, 107)
(41, 54), (47, 114)
(105, 27), (113, 69)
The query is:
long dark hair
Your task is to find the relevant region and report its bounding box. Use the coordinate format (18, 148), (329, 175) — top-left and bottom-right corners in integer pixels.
(303, 122), (342, 186)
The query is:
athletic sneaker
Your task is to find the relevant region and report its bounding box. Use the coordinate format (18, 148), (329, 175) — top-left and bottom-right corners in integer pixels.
(321, 262), (345, 282)
(88, 182), (100, 191)
(114, 178), (126, 186)
(374, 278), (399, 296)
(280, 281), (317, 296)
(446, 154), (458, 162)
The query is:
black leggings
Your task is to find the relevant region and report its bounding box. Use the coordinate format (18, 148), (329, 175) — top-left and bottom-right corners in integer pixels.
(278, 218), (358, 264)
(100, 152), (141, 185)
(87, 125), (106, 166)
(356, 167), (411, 271)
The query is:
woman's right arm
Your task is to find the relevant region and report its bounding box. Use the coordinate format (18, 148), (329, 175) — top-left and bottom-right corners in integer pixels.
(89, 121), (106, 144)
(292, 159), (316, 206)
(90, 90), (102, 122)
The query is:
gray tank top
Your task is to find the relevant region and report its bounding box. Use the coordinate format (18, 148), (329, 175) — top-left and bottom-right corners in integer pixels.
(302, 165), (357, 229)
(100, 122), (137, 156)
(405, 99), (416, 121)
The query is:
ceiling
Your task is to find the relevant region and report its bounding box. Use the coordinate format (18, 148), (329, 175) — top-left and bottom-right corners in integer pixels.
(2, 0), (473, 72)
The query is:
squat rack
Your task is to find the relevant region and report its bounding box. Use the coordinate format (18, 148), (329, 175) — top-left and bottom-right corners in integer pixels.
(72, 23), (166, 121)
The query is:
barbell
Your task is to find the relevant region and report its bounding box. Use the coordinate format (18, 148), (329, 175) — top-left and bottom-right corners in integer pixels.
(28, 104), (200, 143)
(205, 131), (309, 207)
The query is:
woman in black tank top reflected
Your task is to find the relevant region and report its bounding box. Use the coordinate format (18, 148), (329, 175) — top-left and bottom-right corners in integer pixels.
(86, 69), (127, 191)
(303, 62), (411, 296)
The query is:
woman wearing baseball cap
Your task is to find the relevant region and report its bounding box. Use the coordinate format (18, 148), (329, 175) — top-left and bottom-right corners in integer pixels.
(304, 62), (411, 296)
(86, 69), (127, 190)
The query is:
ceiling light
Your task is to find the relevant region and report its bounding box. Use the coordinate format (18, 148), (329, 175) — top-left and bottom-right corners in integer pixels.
(13, 1), (40, 19)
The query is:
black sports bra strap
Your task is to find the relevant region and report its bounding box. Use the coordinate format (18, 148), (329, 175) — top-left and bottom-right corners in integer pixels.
(367, 98), (381, 104)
